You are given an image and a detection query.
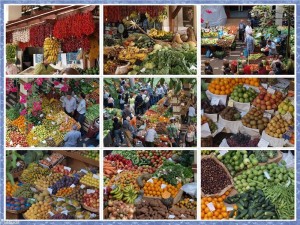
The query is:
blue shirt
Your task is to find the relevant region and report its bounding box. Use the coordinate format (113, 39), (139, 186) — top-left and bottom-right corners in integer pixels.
(77, 99), (86, 114)
(267, 41), (277, 55)
(64, 130), (81, 147)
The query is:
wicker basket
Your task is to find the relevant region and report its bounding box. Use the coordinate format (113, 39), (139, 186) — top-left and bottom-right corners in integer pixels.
(201, 154), (234, 197)
(81, 203), (99, 213)
(201, 136), (213, 147)
(7, 207), (29, 214)
(258, 151), (283, 165)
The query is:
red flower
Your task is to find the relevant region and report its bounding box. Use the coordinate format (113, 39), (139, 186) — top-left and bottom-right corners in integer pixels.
(33, 101), (42, 112)
(35, 78), (44, 86)
(20, 109), (27, 116)
(201, 18), (204, 23)
(61, 85), (69, 92)
(20, 94), (27, 104)
(24, 83), (32, 91)
(53, 81), (60, 86)
(205, 10), (213, 14)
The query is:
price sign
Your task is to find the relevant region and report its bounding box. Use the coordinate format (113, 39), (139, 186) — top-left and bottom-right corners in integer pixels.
(57, 198), (65, 202)
(206, 202), (216, 212)
(47, 188), (53, 195)
(87, 189), (95, 194)
(257, 138), (269, 147)
(219, 150), (228, 156)
(64, 166), (71, 172)
(80, 184), (86, 189)
(211, 97), (220, 106)
(228, 99), (234, 107)
(161, 184), (167, 189)
(70, 184), (76, 188)
(267, 87), (275, 94)
(264, 171), (271, 180)
(80, 169), (88, 174)
(93, 174), (99, 179)
(263, 112), (272, 120)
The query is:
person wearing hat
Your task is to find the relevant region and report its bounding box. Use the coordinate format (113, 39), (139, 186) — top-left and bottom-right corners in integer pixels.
(63, 91), (77, 117)
(167, 118), (179, 147)
(63, 124), (81, 147)
(34, 58), (56, 75)
(76, 93), (86, 133)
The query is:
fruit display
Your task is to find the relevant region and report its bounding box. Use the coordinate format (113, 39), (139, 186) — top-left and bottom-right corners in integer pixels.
(241, 107), (269, 131)
(265, 114), (293, 138)
(219, 107), (241, 121)
(278, 98), (294, 116)
(252, 87), (284, 110)
(230, 85), (257, 103)
(201, 150), (295, 220)
(24, 201), (53, 219)
(226, 133), (260, 147)
(104, 150), (196, 220)
(34, 173), (63, 191)
(6, 78), (99, 147)
(83, 189), (99, 211)
(80, 173), (99, 188)
(43, 37), (59, 63)
(39, 153), (64, 168)
(201, 116), (217, 133)
(203, 78), (293, 147)
(6, 197), (31, 212)
(6, 150), (100, 220)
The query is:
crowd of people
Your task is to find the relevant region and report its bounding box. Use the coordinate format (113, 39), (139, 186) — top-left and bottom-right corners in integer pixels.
(104, 79), (197, 147)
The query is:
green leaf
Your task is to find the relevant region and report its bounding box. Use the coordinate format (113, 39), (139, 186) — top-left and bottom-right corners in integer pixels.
(6, 172), (14, 185)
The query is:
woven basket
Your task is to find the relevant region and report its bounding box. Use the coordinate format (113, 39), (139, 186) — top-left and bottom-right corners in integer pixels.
(201, 154), (234, 197)
(81, 203), (99, 213)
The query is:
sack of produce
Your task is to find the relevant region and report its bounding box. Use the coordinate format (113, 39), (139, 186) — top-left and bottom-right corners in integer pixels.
(205, 90), (227, 106)
(261, 130), (286, 147)
(201, 154), (234, 197)
(218, 115), (242, 134)
(239, 124), (260, 138)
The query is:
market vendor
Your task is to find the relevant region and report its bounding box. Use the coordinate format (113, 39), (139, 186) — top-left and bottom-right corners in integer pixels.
(266, 39), (277, 56)
(63, 124), (81, 147)
(63, 91), (77, 117)
(238, 19), (246, 41)
(145, 126), (158, 147)
(167, 118), (179, 146)
(76, 93), (86, 133)
(34, 58), (56, 75)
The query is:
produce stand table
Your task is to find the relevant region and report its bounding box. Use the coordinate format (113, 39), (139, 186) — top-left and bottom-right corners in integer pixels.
(52, 150), (99, 168)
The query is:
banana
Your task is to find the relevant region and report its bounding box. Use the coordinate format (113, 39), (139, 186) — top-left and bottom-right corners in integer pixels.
(110, 186), (120, 194)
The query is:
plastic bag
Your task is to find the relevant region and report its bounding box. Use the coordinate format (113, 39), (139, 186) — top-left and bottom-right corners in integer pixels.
(281, 151), (294, 168)
(181, 182), (197, 198)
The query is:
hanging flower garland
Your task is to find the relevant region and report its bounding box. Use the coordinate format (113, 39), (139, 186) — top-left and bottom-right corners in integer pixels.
(13, 28), (30, 43)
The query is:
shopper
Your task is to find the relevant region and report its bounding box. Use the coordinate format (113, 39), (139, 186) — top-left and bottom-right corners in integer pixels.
(129, 93), (136, 114)
(245, 22), (253, 38)
(118, 92), (125, 110)
(222, 60), (231, 75)
(238, 19), (246, 41)
(63, 91), (77, 117)
(64, 124), (81, 147)
(107, 94), (114, 108)
(245, 33), (255, 55)
(104, 90), (109, 108)
(204, 61), (213, 75)
(167, 118), (179, 146)
(266, 39), (277, 56)
(271, 55), (284, 71)
(242, 62), (252, 75)
(122, 104), (132, 122)
(185, 126), (195, 147)
(188, 104), (196, 123)
(135, 90), (144, 115)
(155, 84), (165, 102)
(258, 62), (267, 75)
(274, 62), (283, 75)
(145, 126), (158, 147)
(112, 117), (123, 145)
(76, 93), (86, 133)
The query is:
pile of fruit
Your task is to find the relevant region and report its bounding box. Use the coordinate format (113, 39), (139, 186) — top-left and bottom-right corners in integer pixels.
(143, 178), (182, 198)
(265, 114), (293, 138)
(201, 116), (217, 133)
(80, 173), (99, 188)
(219, 107), (241, 121)
(43, 37), (59, 63)
(6, 196), (31, 212)
(230, 85), (257, 103)
(252, 87), (283, 110)
(241, 107), (269, 131)
(34, 173), (63, 191)
(227, 133), (260, 147)
(82, 190), (99, 211)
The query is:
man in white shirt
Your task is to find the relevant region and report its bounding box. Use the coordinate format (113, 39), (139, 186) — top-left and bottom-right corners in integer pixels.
(188, 104), (196, 123)
(63, 91), (77, 117)
(77, 93), (86, 133)
(266, 40), (277, 56)
(155, 84), (165, 101)
(245, 22), (253, 38)
(145, 126), (158, 147)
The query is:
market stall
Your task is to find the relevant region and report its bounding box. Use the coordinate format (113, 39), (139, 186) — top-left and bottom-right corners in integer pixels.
(201, 150), (295, 220)
(103, 150), (197, 220)
(201, 78), (294, 147)
(201, 5), (295, 75)
(103, 78), (197, 147)
(6, 150), (99, 220)
(6, 78), (99, 147)
(5, 5), (99, 75)
(103, 5), (197, 75)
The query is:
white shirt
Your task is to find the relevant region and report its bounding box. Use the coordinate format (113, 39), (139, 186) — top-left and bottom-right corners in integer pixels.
(77, 99), (86, 114)
(245, 25), (252, 36)
(145, 128), (158, 142)
(188, 106), (196, 117)
(156, 87), (165, 95)
(63, 97), (77, 113)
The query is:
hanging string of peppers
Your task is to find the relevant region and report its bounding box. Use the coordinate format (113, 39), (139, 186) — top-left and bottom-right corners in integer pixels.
(29, 23), (54, 47)
(104, 6), (165, 23)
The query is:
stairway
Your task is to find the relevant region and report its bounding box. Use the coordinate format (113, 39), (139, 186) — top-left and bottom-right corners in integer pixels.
(6, 92), (18, 109)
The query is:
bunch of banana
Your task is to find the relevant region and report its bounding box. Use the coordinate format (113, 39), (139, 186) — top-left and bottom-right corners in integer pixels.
(110, 185), (123, 200)
(110, 185), (138, 204)
(123, 185), (138, 204)
(149, 28), (173, 39)
(43, 37), (59, 63)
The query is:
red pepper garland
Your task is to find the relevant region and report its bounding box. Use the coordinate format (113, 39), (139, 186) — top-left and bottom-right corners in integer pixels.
(29, 23), (54, 47)
(61, 36), (91, 52)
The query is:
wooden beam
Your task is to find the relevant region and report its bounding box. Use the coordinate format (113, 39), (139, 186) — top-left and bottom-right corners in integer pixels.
(172, 6), (182, 19)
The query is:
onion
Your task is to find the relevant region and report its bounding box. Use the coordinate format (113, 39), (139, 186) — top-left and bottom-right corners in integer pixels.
(129, 208), (135, 214)
(107, 207), (113, 212)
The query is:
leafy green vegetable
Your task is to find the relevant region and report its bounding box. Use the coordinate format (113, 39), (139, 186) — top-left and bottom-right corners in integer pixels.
(104, 120), (113, 131)
(154, 161), (193, 186)
(86, 104), (99, 122)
